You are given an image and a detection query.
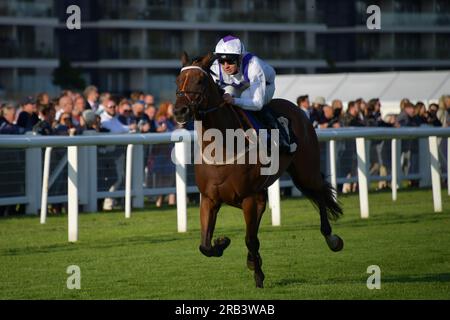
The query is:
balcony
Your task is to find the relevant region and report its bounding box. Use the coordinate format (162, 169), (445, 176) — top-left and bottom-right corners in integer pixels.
(356, 12), (450, 27)
(97, 5), (323, 24)
(99, 46), (181, 60)
(0, 43), (56, 59)
(256, 47), (324, 60)
(356, 48), (450, 60)
(0, 1), (54, 18)
(98, 45), (323, 61)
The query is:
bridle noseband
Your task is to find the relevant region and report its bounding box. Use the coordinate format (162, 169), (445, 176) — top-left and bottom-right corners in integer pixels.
(177, 65), (221, 117)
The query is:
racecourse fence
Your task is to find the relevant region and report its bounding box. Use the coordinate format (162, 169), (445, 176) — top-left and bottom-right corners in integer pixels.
(1, 126), (450, 242)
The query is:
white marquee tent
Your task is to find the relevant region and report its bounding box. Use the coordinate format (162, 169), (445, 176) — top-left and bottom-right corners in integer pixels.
(274, 70), (450, 116)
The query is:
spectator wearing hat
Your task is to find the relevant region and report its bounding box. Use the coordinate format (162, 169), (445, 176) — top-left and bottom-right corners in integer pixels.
(311, 96), (325, 128)
(16, 96), (39, 132)
(83, 109), (109, 133)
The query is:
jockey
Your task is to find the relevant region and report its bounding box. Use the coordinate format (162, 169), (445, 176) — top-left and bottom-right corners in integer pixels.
(210, 35), (293, 153)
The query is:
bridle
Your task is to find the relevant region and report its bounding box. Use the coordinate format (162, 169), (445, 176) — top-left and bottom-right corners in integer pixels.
(176, 65), (221, 117)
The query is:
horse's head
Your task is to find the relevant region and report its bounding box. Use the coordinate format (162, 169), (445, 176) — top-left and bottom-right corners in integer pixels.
(174, 52), (221, 125)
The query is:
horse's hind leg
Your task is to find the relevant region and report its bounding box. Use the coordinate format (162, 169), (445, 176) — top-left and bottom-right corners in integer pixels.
(288, 165), (344, 252)
(242, 193), (266, 288)
(319, 204), (344, 252)
(199, 195), (230, 258)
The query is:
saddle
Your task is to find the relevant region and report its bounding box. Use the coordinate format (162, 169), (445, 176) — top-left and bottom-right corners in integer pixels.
(234, 105), (297, 154)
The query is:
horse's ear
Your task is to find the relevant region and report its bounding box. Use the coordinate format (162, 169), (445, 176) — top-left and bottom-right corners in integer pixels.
(201, 52), (215, 69)
(181, 52), (190, 67)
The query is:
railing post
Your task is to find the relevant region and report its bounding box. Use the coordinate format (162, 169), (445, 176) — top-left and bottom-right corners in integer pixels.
(419, 137), (432, 187)
(329, 140), (337, 197)
(125, 144), (133, 219)
(391, 139), (398, 201)
(25, 147), (42, 215)
(67, 146), (79, 242)
(268, 179), (281, 226)
(429, 136), (442, 212)
(86, 145), (97, 212)
(356, 137), (369, 218)
(447, 137), (450, 196)
(78, 146), (89, 207)
(132, 144), (144, 208)
(40, 147), (52, 224)
(175, 139), (188, 233)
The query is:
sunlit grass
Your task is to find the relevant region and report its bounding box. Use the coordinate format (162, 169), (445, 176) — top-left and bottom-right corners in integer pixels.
(0, 188), (449, 299)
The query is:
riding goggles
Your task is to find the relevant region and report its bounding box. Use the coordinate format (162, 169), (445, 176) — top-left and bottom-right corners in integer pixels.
(217, 54), (240, 65)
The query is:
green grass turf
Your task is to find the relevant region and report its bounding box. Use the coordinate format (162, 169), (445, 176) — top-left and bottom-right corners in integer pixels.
(0, 188), (449, 300)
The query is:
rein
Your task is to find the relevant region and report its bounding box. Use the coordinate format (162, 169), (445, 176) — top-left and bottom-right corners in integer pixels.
(178, 65), (222, 117)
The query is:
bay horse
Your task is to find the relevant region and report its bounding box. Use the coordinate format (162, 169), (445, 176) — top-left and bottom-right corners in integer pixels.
(174, 52), (343, 288)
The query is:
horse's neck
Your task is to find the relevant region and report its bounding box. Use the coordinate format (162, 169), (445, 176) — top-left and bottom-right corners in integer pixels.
(201, 105), (241, 133)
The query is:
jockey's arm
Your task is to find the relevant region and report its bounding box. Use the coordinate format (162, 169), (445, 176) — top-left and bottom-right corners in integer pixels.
(233, 64), (267, 111)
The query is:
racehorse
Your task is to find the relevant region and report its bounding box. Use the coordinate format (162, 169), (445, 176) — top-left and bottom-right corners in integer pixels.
(174, 52), (343, 288)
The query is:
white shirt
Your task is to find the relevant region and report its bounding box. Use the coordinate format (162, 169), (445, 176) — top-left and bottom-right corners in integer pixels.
(100, 112), (130, 134)
(210, 54), (276, 111)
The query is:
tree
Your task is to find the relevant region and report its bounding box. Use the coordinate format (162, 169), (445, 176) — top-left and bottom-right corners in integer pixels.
(52, 58), (86, 90)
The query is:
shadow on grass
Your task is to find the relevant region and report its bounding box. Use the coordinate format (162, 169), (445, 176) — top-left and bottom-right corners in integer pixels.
(383, 273), (450, 284)
(0, 235), (184, 257)
(271, 278), (306, 287)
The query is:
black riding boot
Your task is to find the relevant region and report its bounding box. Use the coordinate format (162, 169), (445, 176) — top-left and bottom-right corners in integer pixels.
(259, 107), (293, 154)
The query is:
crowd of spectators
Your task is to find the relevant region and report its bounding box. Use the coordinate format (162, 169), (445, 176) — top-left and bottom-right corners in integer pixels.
(0, 86), (164, 136)
(1, 86), (450, 214)
(0, 86), (177, 215)
(296, 94), (450, 193)
(296, 94), (450, 130)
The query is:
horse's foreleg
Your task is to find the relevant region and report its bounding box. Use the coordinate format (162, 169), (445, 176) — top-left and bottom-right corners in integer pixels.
(242, 193), (266, 288)
(199, 195), (229, 257)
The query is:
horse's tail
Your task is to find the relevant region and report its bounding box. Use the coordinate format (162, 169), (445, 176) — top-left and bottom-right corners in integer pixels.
(298, 174), (343, 221)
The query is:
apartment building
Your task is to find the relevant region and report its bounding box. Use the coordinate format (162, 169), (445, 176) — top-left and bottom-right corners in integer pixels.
(0, 0), (448, 101)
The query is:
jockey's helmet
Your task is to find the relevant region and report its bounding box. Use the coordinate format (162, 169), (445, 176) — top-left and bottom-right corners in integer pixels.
(214, 35), (246, 62)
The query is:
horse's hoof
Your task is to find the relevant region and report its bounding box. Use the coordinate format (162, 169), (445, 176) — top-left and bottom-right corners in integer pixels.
(199, 245), (214, 257)
(247, 253), (263, 271)
(326, 234), (344, 252)
(213, 237), (231, 257)
(254, 272), (265, 288)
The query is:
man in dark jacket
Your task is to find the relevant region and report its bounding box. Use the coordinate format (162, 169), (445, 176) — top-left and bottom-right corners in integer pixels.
(16, 96), (39, 132)
(342, 101), (365, 127)
(0, 104), (24, 134)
